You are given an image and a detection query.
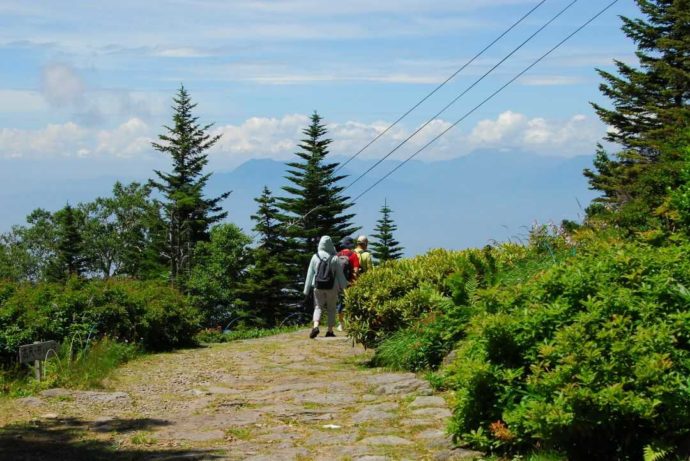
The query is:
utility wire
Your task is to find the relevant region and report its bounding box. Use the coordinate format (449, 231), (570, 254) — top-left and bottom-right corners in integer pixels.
(334, 0), (549, 174)
(345, 0), (578, 191)
(350, 0), (620, 204)
(276, 0), (571, 235)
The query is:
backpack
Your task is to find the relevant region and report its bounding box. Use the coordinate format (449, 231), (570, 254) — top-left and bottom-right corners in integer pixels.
(356, 249), (371, 274)
(314, 255), (335, 289)
(337, 253), (353, 281)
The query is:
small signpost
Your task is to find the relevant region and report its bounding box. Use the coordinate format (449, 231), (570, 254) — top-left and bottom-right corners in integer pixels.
(19, 341), (58, 381)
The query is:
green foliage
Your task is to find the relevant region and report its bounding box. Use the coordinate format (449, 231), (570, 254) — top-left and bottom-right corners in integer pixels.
(643, 444), (671, 461)
(194, 324), (302, 344)
(371, 314), (456, 372)
(150, 85), (230, 282)
(370, 199), (404, 263)
(346, 244), (538, 349)
(241, 187), (297, 327)
(584, 0), (690, 232)
(78, 181), (167, 279)
(1, 337), (139, 396)
(277, 111), (358, 275)
(0, 278), (201, 369)
(442, 239), (690, 459)
(46, 204), (84, 282)
(186, 223), (252, 326)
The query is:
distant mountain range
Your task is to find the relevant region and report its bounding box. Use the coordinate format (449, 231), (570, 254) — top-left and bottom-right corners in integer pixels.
(0, 151), (598, 255)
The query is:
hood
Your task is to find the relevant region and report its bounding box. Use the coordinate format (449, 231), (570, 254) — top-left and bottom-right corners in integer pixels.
(317, 235), (337, 257)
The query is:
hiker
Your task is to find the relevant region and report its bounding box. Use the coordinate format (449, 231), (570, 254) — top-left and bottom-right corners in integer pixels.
(304, 235), (348, 339)
(336, 236), (360, 332)
(355, 235), (373, 274)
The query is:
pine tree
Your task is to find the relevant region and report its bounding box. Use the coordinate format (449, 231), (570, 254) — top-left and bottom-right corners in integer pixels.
(47, 204), (84, 281)
(278, 111), (358, 269)
(150, 85), (230, 282)
(584, 0), (690, 230)
(241, 187), (296, 326)
(370, 200), (404, 263)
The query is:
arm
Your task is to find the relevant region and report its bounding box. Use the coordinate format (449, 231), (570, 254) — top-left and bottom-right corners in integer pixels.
(303, 256), (315, 295)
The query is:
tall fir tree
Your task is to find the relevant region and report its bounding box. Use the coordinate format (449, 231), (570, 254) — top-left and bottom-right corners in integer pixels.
(150, 85), (230, 282)
(278, 112), (358, 270)
(584, 0), (690, 231)
(47, 204), (84, 281)
(241, 187), (296, 326)
(370, 199), (404, 263)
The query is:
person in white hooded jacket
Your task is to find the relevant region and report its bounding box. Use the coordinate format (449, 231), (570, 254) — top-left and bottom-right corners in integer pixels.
(304, 235), (348, 339)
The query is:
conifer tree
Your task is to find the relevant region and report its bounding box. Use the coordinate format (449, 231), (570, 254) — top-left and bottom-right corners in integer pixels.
(241, 187), (295, 326)
(370, 200), (404, 263)
(278, 112), (358, 269)
(150, 85), (230, 282)
(584, 0), (690, 230)
(47, 204), (84, 281)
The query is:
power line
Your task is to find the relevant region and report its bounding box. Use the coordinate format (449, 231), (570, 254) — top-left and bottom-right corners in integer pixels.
(334, 0), (549, 174)
(350, 0), (620, 205)
(345, 0), (578, 191)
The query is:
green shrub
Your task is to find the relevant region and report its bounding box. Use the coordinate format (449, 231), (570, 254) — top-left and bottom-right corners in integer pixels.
(0, 278), (201, 368)
(444, 239), (690, 459)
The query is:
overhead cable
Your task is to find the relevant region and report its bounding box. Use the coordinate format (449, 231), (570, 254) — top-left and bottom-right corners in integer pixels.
(349, 0), (620, 204)
(345, 0), (579, 191)
(333, 0), (549, 174)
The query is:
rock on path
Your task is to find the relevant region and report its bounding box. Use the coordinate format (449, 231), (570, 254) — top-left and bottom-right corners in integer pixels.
(0, 330), (480, 460)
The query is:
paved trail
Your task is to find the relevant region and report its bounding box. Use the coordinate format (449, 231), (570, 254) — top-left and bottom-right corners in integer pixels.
(0, 330), (478, 460)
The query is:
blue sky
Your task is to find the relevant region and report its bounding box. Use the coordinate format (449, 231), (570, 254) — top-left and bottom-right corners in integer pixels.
(0, 0), (640, 242)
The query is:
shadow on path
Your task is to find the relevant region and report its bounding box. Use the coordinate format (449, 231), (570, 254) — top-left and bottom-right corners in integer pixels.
(0, 417), (223, 461)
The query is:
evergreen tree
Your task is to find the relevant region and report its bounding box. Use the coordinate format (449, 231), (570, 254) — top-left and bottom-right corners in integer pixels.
(150, 85), (230, 282)
(370, 200), (404, 263)
(47, 204), (84, 281)
(278, 112), (358, 270)
(240, 187), (295, 326)
(584, 0), (690, 231)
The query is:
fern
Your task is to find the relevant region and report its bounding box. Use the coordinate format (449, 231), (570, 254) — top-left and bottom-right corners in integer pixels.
(643, 444), (671, 461)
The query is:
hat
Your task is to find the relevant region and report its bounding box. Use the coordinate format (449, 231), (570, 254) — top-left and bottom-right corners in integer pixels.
(339, 236), (355, 250)
(356, 235), (368, 244)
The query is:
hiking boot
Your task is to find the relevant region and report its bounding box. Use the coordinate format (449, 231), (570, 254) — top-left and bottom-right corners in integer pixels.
(325, 331), (336, 338)
(309, 327), (320, 339)
(336, 323), (343, 332)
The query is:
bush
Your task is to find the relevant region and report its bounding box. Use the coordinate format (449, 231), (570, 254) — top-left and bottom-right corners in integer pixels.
(0, 278), (201, 368)
(444, 239), (690, 460)
(345, 245), (541, 349)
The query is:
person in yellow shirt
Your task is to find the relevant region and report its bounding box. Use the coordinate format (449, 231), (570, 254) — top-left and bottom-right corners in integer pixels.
(355, 235), (373, 274)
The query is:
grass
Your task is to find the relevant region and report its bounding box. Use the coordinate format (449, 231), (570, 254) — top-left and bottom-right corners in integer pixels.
(194, 324), (304, 344)
(0, 337), (139, 398)
(224, 427), (252, 441)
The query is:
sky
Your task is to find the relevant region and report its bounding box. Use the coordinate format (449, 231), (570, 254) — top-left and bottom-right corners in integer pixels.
(0, 0), (641, 244)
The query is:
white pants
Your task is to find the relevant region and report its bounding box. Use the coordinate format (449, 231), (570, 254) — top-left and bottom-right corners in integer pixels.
(313, 288), (338, 328)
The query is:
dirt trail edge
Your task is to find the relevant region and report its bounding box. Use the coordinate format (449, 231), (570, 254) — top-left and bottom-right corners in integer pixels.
(0, 330), (480, 461)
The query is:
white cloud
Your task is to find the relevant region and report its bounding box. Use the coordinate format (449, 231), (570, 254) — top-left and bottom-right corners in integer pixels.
(0, 111), (605, 164)
(0, 90), (48, 113)
(40, 63), (86, 106)
(468, 111), (604, 156)
(95, 118), (152, 157)
(518, 75), (589, 86)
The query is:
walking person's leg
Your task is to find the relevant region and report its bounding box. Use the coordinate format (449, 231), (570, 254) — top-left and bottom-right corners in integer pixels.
(337, 292), (345, 331)
(324, 288), (338, 337)
(310, 289), (326, 339)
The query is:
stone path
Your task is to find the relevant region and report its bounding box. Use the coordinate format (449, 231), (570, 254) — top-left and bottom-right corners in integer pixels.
(0, 330), (480, 460)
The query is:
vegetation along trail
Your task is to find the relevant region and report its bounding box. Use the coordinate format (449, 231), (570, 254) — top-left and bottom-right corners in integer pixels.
(0, 330), (479, 460)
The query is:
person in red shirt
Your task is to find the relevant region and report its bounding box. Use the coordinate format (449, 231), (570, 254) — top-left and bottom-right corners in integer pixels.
(336, 236), (360, 332)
